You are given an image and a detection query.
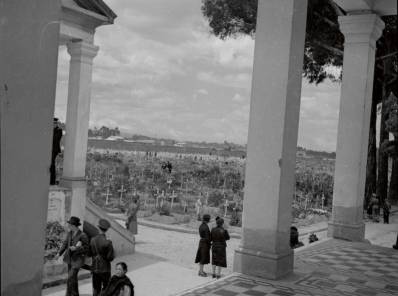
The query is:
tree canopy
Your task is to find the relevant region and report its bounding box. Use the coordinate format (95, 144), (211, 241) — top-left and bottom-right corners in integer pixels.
(201, 0), (344, 84)
(201, 0), (396, 85)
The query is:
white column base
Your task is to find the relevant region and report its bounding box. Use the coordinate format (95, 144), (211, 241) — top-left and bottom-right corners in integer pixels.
(234, 247), (293, 279)
(59, 177), (87, 222)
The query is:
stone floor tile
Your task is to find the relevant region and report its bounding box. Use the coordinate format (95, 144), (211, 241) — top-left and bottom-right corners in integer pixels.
(334, 284), (357, 292)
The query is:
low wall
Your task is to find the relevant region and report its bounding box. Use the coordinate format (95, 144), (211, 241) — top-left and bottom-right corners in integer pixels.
(85, 199), (135, 257)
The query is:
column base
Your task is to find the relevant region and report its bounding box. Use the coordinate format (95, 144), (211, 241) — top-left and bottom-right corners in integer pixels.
(59, 176), (86, 188)
(233, 247), (293, 279)
(327, 221), (365, 241)
(59, 177), (87, 221)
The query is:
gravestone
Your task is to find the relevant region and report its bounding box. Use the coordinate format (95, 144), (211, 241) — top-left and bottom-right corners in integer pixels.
(47, 190), (66, 224)
(44, 187), (72, 280)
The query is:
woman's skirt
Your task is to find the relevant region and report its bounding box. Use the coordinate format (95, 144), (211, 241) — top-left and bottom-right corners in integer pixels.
(195, 240), (210, 264)
(211, 244), (227, 267)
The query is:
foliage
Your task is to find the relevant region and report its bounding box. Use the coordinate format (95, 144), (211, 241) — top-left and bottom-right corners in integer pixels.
(83, 150), (334, 222)
(44, 221), (65, 261)
(385, 93), (398, 134)
(88, 126), (120, 139)
(201, 0), (344, 84)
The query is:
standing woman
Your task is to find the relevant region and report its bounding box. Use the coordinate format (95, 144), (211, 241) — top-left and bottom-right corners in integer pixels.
(210, 217), (230, 279)
(126, 198), (140, 235)
(195, 214), (211, 277)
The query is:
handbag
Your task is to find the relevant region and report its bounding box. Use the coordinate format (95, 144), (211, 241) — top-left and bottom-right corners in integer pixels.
(92, 239), (108, 272)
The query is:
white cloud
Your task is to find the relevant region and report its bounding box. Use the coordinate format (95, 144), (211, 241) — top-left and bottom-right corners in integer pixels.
(54, 0), (341, 151)
(197, 72), (252, 90)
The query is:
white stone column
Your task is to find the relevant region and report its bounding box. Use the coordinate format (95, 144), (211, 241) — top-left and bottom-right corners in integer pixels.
(61, 40), (99, 221)
(233, 0), (307, 279)
(328, 14), (384, 241)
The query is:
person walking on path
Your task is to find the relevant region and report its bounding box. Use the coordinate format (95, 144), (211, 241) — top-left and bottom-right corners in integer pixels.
(382, 200), (391, 224)
(126, 198), (140, 235)
(56, 216), (89, 296)
(50, 118), (63, 185)
(393, 233), (398, 250)
(90, 219), (115, 296)
(195, 214), (211, 277)
(210, 217), (230, 279)
(101, 262), (135, 296)
(371, 194), (380, 222)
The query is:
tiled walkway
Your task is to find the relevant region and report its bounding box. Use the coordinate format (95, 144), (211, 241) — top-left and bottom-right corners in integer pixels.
(177, 239), (398, 296)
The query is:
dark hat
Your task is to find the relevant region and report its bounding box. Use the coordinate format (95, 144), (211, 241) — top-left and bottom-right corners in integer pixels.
(53, 117), (59, 122)
(216, 218), (224, 226)
(202, 214), (211, 222)
(67, 216), (81, 226)
(98, 218), (111, 231)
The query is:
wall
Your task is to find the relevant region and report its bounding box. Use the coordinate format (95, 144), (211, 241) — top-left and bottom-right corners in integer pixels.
(85, 199), (135, 256)
(0, 1), (61, 295)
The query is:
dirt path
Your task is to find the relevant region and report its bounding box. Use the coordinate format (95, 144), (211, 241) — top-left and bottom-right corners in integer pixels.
(134, 225), (240, 275)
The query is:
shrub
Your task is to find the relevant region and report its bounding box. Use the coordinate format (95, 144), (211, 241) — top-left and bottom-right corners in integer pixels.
(44, 221), (65, 261)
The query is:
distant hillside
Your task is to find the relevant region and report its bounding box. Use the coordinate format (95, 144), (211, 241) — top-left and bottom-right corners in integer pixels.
(297, 146), (335, 159)
(87, 127), (334, 159)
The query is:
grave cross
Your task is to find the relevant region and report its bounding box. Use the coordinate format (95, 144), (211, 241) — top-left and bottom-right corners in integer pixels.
(101, 187), (112, 205)
(224, 199), (229, 217)
(160, 190), (165, 208)
(170, 190), (177, 209)
(118, 185), (127, 203)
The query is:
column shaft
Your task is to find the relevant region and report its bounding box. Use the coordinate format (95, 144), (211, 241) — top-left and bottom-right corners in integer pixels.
(61, 40), (98, 220)
(233, 0), (307, 279)
(328, 14), (384, 241)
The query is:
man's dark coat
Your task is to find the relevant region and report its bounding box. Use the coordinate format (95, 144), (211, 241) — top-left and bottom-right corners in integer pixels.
(59, 230), (89, 268)
(90, 233), (115, 273)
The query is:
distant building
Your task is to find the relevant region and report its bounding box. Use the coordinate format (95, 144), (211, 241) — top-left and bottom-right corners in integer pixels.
(174, 142), (186, 147)
(106, 136), (124, 141)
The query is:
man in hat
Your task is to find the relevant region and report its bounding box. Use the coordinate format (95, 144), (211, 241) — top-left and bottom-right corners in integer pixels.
(56, 216), (89, 296)
(90, 218), (115, 296)
(50, 117), (63, 185)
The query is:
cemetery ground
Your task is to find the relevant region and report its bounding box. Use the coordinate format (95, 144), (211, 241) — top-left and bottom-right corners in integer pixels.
(42, 208), (398, 296)
(43, 149), (397, 295)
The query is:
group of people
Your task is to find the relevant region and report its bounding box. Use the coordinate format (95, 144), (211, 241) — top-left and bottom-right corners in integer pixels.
(367, 193), (391, 224)
(195, 214), (230, 279)
(56, 216), (134, 296)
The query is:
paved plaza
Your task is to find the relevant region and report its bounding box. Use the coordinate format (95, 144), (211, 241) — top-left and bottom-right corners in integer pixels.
(177, 239), (398, 296)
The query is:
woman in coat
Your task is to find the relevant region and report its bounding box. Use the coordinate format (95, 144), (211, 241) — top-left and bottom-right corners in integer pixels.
(101, 262), (134, 296)
(126, 199), (140, 235)
(210, 217), (230, 279)
(195, 214), (211, 277)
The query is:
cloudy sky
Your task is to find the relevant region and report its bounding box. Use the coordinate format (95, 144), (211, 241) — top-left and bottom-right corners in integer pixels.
(55, 0), (341, 152)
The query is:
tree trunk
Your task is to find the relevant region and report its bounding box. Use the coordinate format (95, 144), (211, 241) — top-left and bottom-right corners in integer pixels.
(388, 157), (398, 205)
(377, 89), (389, 207)
(364, 84), (378, 209)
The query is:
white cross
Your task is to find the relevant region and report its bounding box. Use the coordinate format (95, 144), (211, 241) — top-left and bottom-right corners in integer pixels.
(224, 199), (229, 217)
(170, 191), (177, 209)
(101, 187), (112, 205)
(118, 185), (126, 203)
(321, 194), (325, 210)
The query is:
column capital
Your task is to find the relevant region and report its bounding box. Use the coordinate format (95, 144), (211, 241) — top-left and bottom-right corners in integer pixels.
(338, 14), (385, 48)
(67, 40), (99, 64)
